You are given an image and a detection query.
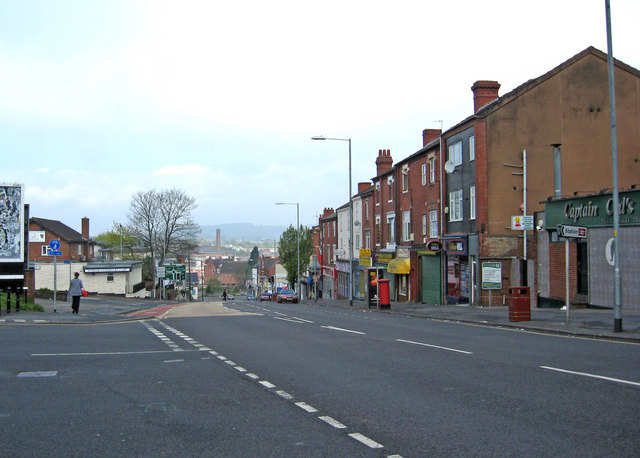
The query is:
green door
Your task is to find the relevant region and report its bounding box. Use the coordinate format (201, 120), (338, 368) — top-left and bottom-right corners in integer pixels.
(421, 255), (442, 304)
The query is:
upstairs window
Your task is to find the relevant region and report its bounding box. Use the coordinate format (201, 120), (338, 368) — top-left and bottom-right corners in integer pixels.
(429, 157), (436, 183)
(469, 136), (475, 161)
(421, 163), (427, 186)
(449, 189), (463, 222)
(448, 141), (463, 166)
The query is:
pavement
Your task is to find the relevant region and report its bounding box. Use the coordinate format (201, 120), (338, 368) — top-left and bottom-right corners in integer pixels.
(1, 295), (639, 344)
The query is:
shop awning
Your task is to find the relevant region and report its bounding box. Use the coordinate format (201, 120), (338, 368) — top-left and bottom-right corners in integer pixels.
(387, 257), (410, 274)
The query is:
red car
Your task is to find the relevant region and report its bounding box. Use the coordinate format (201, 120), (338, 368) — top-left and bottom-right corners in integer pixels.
(277, 289), (299, 303)
(260, 292), (272, 301)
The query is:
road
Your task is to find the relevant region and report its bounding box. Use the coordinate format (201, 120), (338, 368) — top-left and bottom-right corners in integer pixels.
(2, 298), (639, 457)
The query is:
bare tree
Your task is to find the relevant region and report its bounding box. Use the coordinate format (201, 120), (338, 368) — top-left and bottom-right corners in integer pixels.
(127, 188), (200, 266)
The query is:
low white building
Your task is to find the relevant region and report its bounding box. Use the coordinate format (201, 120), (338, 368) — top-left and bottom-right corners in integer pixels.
(34, 261), (144, 297)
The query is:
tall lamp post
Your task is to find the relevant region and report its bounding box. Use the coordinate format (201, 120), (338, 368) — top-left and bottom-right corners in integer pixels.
(311, 135), (353, 306)
(275, 202), (300, 296)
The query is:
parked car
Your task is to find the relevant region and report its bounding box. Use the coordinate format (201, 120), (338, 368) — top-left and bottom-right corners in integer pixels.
(247, 294), (255, 301)
(260, 292), (271, 301)
(277, 289), (299, 303)
(227, 294), (235, 301)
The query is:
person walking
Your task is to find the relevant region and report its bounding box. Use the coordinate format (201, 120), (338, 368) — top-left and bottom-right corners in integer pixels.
(69, 272), (84, 314)
(222, 289), (227, 301)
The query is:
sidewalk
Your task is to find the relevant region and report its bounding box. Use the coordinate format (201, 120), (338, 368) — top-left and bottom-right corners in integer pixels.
(3, 295), (639, 344)
(304, 297), (640, 343)
(0, 296), (174, 324)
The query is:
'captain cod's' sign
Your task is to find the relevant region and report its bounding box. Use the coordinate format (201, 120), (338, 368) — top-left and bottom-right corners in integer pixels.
(545, 189), (639, 228)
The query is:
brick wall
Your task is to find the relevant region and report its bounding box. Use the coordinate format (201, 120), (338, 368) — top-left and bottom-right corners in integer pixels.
(548, 241), (578, 300)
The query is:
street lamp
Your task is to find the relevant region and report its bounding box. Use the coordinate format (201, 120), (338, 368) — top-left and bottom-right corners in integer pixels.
(275, 202), (300, 296)
(311, 135), (354, 306)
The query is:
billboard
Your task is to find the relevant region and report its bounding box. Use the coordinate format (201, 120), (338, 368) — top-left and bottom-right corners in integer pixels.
(0, 184), (24, 263)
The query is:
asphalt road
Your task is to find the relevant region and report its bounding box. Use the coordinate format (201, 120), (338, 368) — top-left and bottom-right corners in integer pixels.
(3, 298), (639, 457)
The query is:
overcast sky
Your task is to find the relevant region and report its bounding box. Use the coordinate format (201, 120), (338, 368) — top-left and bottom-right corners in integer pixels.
(2, 0), (639, 236)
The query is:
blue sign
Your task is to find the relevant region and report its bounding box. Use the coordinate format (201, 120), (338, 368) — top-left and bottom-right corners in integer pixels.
(49, 239), (61, 251)
(50, 250), (63, 256)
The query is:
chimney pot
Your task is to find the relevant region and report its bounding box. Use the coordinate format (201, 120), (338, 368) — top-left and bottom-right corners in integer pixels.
(471, 80), (500, 113)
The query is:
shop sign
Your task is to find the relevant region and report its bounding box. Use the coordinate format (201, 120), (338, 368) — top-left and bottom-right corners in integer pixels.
(444, 238), (466, 255)
(426, 240), (442, 252)
(377, 252), (393, 263)
(545, 190), (639, 228)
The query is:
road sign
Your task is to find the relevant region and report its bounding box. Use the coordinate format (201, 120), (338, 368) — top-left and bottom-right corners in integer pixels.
(50, 250), (63, 256)
(164, 264), (186, 280)
(49, 239), (61, 251)
(558, 225), (587, 238)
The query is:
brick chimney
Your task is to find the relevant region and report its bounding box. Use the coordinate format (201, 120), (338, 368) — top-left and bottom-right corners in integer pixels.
(375, 149), (393, 176)
(471, 80), (500, 113)
(321, 207), (334, 219)
(422, 129), (441, 147)
(81, 217), (89, 239)
(358, 182), (371, 193)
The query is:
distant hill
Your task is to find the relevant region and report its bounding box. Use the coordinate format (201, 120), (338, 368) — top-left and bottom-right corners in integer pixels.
(200, 223), (287, 242)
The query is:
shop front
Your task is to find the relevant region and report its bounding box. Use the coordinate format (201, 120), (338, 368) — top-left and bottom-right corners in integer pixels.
(444, 236), (470, 304)
(387, 247), (411, 302)
(419, 240), (443, 305)
(542, 189), (640, 311)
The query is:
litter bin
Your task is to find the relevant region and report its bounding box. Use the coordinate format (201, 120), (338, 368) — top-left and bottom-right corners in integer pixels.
(378, 279), (390, 310)
(508, 286), (531, 321)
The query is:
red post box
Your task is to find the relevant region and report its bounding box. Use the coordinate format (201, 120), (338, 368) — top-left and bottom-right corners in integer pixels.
(378, 279), (390, 309)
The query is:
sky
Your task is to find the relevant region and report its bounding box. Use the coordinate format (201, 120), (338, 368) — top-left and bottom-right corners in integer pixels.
(2, 0), (639, 237)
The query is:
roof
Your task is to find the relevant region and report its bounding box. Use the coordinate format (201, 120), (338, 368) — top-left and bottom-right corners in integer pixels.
(30, 217), (87, 243)
(445, 46), (640, 135)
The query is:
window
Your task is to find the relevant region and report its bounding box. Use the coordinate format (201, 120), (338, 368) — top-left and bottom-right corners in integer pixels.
(365, 230), (370, 249)
(422, 214), (427, 236)
(386, 213), (396, 244)
(470, 186), (476, 220)
(429, 157), (436, 183)
(402, 210), (411, 241)
(107, 274), (114, 283)
(355, 234), (360, 250)
(449, 190), (463, 221)
(448, 141), (462, 166)
(429, 210), (439, 238)
(77, 245), (82, 255)
(365, 199), (369, 220)
(41, 245), (48, 256)
(401, 166), (409, 192)
(421, 163), (427, 185)
(469, 136), (475, 161)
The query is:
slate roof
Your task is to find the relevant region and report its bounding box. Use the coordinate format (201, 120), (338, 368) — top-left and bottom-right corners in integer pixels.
(30, 217), (87, 243)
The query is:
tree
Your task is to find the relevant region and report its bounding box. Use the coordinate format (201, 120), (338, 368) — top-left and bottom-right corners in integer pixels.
(248, 246), (259, 266)
(127, 189), (200, 266)
(94, 222), (139, 259)
(278, 225), (313, 287)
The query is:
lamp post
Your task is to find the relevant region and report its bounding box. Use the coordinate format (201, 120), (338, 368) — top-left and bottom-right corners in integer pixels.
(311, 135), (353, 306)
(275, 202), (300, 296)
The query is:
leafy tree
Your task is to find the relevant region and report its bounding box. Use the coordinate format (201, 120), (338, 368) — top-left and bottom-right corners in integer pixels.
(94, 222), (139, 259)
(206, 278), (222, 294)
(127, 188), (200, 266)
(248, 246), (259, 266)
(278, 225), (313, 287)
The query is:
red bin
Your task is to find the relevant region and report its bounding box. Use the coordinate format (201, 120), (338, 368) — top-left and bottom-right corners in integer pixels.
(508, 287), (531, 321)
(378, 279), (390, 310)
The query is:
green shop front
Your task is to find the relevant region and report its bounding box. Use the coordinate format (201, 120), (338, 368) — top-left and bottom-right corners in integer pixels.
(540, 189), (639, 311)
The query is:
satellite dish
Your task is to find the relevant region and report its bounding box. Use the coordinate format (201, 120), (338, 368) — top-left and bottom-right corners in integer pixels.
(444, 160), (455, 174)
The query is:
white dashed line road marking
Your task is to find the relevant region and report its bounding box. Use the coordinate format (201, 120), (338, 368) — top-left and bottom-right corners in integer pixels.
(295, 402), (318, 413)
(17, 371), (57, 378)
(321, 325), (365, 335)
(259, 380), (276, 389)
(540, 366), (640, 387)
(163, 359), (184, 363)
(318, 416), (346, 429)
(396, 338), (472, 355)
(348, 432), (384, 449)
(292, 316), (314, 323)
(276, 390), (294, 400)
